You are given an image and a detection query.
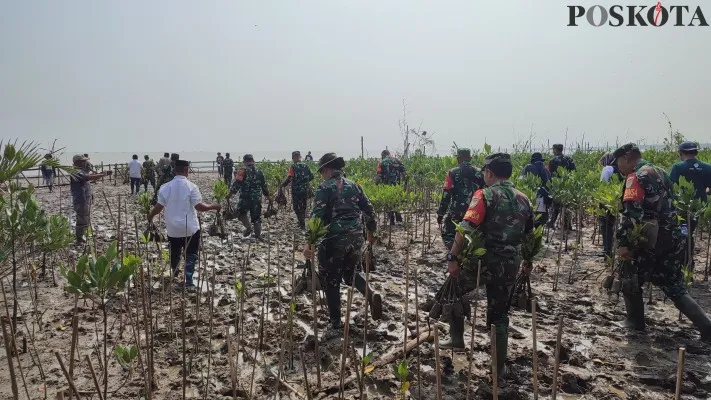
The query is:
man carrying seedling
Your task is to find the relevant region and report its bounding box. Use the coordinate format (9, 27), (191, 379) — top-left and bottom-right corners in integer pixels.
(669, 141), (711, 271)
(227, 154), (269, 239)
(281, 151), (315, 229)
(376, 149), (406, 225)
(70, 154), (106, 244)
(437, 148), (484, 250)
(520, 152), (552, 228)
(147, 160), (221, 288)
(222, 153), (234, 186)
(547, 144), (576, 229)
(303, 152), (383, 336)
(614, 143), (711, 340)
(443, 153), (534, 378)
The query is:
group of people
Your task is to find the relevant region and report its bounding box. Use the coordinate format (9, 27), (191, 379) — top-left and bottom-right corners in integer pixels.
(126, 153), (178, 195)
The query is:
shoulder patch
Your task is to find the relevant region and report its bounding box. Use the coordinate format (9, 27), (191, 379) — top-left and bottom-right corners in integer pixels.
(623, 174), (644, 203)
(463, 189), (486, 226)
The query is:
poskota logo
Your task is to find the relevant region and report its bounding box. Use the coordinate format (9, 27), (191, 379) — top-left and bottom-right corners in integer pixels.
(568, 3), (709, 26)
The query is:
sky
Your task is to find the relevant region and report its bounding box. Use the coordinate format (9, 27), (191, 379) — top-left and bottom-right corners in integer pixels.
(1, 1), (710, 159)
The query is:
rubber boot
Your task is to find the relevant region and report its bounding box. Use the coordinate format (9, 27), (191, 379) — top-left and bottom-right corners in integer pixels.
(439, 316), (465, 351)
(254, 221), (262, 240)
(495, 324), (508, 380)
(296, 213), (306, 230)
(673, 294), (711, 341)
(75, 226), (86, 244)
(354, 273), (383, 320)
(616, 292), (646, 331)
(238, 214), (252, 237)
(322, 286), (342, 340)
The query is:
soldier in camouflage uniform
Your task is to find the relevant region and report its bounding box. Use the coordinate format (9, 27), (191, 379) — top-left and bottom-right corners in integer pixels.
(444, 153), (534, 378)
(613, 143), (711, 340)
(376, 150), (406, 225)
(227, 154), (270, 239)
(222, 153), (234, 186)
(436, 148), (485, 250)
(142, 155), (156, 192)
(281, 151), (315, 229)
(153, 153), (179, 203)
(303, 153), (383, 335)
(547, 144), (576, 229)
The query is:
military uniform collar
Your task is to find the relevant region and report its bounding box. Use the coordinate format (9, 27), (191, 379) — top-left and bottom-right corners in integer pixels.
(459, 161), (472, 167)
(489, 180), (513, 188)
(633, 160), (650, 171)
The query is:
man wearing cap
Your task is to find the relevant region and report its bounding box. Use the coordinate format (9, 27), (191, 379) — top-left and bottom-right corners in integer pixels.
(303, 153), (382, 337)
(83, 154), (97, 173)
(437, 148), (485, 249)
(147, 160), (221, 288)
(614, 143), (711, 340)
(520, 152), (552, 228)
(670, 141), (711, 270)
(216, 152), (224, 177)
(70, 155), (106, 244)
(142, 155), (156, 192)
(376, 149), (406, 225)
(443, 153), (533, 378)
(547, 144), (576, 229)
(227, 154), (269, 239)
(304, 151), (314, 162)
(222, 153), (234, 186)
(281, 151), (315, 230)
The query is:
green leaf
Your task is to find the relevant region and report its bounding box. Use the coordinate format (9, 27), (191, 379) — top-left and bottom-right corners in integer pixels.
(106, 242), (118, 263)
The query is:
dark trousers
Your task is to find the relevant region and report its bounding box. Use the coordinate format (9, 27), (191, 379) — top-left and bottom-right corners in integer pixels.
(223, 170), (233, 186)
(130, 177), (141, 194)
(388, 211), (402, 225)
(292, 193), (308, 229)
(599, 213), (616, 257)
(218, 166), (224, 176)
(143, 177), (156, 192)
(168, 230), (201, 285)
(548, 202), (572, 230)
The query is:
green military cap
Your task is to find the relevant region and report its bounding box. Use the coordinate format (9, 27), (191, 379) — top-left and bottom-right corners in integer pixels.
(612, 143), (639, 160)
(457, 148), (471, 157)
(552, 144), (564, 151)
(483, 152), (512, 168)
(243, 154), (254, 163)
(292, 151), (301, 158)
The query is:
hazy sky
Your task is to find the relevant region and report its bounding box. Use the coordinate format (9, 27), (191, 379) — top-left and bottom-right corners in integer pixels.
(2, 1), (709, 157)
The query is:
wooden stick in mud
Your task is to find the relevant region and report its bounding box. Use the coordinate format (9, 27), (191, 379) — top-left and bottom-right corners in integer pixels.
(270, 368), (306, 400)
(309, 254), (322, 388)
(299, 348), (313, 400)
(465, 260), (482, 400)
(531, 300), (539, 400)
(552, 316), (564, 400)
(289, 235), (297, 370)
(413, 243), (422, 400)
(434, 327), (443, 400)
(54, 352), (81, 400)
(226, 328), (238, 399)
(350, 344), (364, 399)
(403, 245), (410, 357)
(362, 243), (372, 378)
(68, 315), (79, 378)
(2, 317), (19, 400)
(84, 355), (104, 400)
(490, 324), (498, 400)
(339, 275), (356, 400)
(675, 347), (686, 400)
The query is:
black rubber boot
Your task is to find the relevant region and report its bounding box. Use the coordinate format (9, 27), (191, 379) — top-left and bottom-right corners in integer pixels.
(238, 214), (252, 237)
(324, 286), (342, 329)
(354, 273), (383, 320)
(673, 294), (711, 341)
(296, 213), (306, 230)
(439, 316), (465, 351)
(254, 221), (262, 240)
(617, 292), (646, 331)
(75, 227), (86, 244)
(495, 324), (508, 380)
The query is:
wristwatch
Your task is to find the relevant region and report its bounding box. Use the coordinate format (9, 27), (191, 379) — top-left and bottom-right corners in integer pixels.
(446, 252), (458, 262)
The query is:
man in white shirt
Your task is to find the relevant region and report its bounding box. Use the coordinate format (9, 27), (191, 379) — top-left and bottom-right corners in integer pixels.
(147, 160), (221, 287)
(128, 154), (143, 195)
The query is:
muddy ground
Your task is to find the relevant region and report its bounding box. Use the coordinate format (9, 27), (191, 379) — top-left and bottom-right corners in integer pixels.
(2, 172), (711, 399)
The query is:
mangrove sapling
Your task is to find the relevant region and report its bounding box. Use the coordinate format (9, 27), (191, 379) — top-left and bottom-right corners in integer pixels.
(61, 241), (138, 399)
(393, 359), (410, 400)
(305, 217), (328, 388)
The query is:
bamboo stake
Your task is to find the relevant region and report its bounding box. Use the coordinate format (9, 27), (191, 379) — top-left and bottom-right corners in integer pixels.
(465, 260), (481, 400)
(531, 300), (539, 400)
(54, 352), (81, 400)
(226, 328), (237, 399)
(84, 355), (104, 400)
(552, 316), (564, 400)
(403, 244), (410, 356)
(434, 327), (442, 400)
(675, 347), (686, 400)
(68, 315), (79, 378)
(289, 235), (297, 370)
(338, 275), (356, 400)
(2, 317), (19, 400)
(299, 348), (313, 400)
(309, 254), (322, 388)
(490, 325), (498, 400)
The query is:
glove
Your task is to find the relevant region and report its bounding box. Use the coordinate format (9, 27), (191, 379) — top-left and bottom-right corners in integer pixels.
(437, 215), (444, 225)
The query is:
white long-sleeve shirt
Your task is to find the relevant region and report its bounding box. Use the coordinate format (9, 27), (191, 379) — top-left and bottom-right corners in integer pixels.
(157, 175), (202, 238)
(128, 160), (142, 179)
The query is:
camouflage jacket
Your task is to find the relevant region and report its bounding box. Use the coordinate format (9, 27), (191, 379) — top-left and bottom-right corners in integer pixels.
(230, 164), (268, 200)
(283, 162), (314, 195)
(461, 181), (534, 261)
(376, 156), (405, 185)
(437, 161), (484, 218)
(222, 158), (234, 172)
(548, 155), (576, 176)
(617, 160), (682, 251)
(311, 170), (377, 238)
(142, 159), (156, 179)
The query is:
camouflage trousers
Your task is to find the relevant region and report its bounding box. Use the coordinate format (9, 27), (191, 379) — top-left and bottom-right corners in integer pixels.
(458, 256), (519, 327)
(440, 213), (464, 251)
(237, 196), (262, 223)
(317, 232), (364, 290)
(624, 244), (687, 301)
(292, 192), (308, 227)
